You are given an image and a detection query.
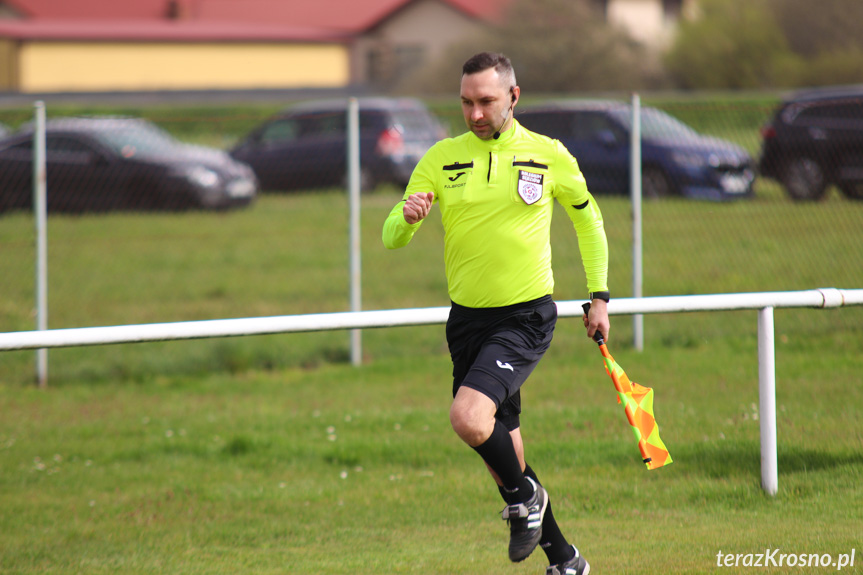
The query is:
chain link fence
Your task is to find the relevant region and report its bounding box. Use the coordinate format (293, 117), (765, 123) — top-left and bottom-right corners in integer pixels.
(0, 92), (861, 383)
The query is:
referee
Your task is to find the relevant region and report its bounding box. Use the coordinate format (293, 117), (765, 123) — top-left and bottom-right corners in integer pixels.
(383, 52), (608, 575)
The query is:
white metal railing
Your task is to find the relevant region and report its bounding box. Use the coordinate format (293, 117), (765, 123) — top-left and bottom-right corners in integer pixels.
(1, 287), (861, 495)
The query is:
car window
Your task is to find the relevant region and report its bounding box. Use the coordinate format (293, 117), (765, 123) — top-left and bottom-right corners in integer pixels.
(263, 113), (346, 143)
(522, 110), (625, 142)
(571, 112), (621, 140)
(387, 110), (437, 134)
(47, 136), (97, 154)
(518, 112), (570, 139)
(0, 139), (33, 161)
(46, 136), (101, 164)
(304, 112), (345, 136)
(95, 122), (178, 157)
(610, 107), (698, 140)
(790, 98), (863, 130)
(260, 119), (301, 143)
(359, 111), (386, 131)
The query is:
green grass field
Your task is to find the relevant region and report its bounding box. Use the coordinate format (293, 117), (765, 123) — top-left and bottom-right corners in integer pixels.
(1, 97), (862, 573)
(1, 189), (861, 574)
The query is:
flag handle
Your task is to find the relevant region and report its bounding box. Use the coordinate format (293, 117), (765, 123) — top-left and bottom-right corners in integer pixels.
(581, 302), (606, 345)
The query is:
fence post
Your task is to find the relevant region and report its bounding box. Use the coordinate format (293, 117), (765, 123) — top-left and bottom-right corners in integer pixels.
(758, 306), (778, 495)
(33, 101), (48, 388)
(347, 98), (362, 366)
(631, 93), (644, 351)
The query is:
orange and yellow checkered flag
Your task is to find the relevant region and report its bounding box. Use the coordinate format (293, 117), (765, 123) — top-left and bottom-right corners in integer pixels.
(582, 305), (672, 470)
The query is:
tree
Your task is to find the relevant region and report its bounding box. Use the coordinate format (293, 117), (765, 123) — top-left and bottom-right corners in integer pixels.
(765, 0), (863, 87)
(664, 0), (794, 90)
(767, 0), (863, 58)
(665, 0), (863, 90)
(399, 0), (653, 95)
(493, 0), (651, 92)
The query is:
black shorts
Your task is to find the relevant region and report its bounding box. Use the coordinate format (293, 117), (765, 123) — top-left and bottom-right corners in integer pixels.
(446, 295), (557, 431)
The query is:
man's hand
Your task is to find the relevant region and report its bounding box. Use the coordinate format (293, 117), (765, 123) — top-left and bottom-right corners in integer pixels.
(403, 192), (435, 224)
(583, 299), (610, 342)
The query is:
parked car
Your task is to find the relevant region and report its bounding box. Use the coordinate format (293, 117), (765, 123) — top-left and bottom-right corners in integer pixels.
(230, 97), (447, 192)
(0, 117), (257, 213)
(516, 101), (755, 200)
(758, 85), (863, 201)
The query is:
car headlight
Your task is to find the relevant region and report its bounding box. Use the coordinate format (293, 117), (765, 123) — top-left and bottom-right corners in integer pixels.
(183, 166), (221, 189)
(671, 150), (708, 168)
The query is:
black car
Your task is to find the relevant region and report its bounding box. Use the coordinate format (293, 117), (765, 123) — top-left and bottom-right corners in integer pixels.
(0, 117), (258, 213)
(516, 101), (755, 201)
(759, 85), (863, 201)
(230, 97), (446, 192)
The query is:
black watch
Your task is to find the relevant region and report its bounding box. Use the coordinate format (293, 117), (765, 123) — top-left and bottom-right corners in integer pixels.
(588, 291), (610, 303)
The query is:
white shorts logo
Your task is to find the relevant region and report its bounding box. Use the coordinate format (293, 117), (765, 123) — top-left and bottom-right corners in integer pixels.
(496, 360), (514, 372)
(517, 170), (543, 205)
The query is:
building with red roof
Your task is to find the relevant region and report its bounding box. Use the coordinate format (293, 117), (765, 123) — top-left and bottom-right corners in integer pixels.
(0, 0), (688, 93)
(0, 0), (512, 92)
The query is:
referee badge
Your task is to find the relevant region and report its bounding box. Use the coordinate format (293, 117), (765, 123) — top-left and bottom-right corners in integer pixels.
(517, 170), (543, 205)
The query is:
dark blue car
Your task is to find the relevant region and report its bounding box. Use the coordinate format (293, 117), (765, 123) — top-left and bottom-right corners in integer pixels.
(516, 101), (755, 200)
(230, 98), (446, 192)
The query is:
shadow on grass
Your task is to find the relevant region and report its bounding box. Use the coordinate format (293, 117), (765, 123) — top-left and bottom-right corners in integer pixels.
(676, 441), (863, 479)
(30, 338), (353, 387)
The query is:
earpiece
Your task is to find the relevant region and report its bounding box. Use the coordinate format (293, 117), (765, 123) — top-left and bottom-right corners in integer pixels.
(493, 89), (516, 140)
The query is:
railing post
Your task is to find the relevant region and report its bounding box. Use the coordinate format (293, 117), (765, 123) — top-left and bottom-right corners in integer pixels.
(630, 93), (644, 351)
(33, 100), (48, 388)
(758, 306), (778, 495)
(347, 97), (362, 366)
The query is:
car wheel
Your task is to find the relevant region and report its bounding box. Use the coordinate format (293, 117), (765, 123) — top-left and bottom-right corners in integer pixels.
(781, 157), (827, 201)
(838, 181), (863, 200)
(642, 167), (673, 199)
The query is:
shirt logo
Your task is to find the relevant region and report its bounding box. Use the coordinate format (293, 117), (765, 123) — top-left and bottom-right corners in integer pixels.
(448, 172), (466, 181)
(496, 360), (514, 372)
(517, 170), (543, 205)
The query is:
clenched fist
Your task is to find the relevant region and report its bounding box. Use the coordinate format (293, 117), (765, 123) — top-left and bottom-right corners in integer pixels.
(403, 192), (435, 224)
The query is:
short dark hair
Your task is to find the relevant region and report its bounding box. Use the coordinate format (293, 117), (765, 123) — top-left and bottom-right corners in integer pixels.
(462, 52), (517, 87)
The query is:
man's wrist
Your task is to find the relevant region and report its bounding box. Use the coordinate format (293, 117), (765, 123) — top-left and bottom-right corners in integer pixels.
(589, 291), (610, 303)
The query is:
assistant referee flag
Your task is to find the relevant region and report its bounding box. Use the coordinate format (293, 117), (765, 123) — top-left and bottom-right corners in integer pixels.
(583, 304), (672, 470)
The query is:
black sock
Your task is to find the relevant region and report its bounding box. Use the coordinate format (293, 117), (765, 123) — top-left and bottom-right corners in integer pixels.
(472, 420), (533, 502)
(523, 464), (575, 566)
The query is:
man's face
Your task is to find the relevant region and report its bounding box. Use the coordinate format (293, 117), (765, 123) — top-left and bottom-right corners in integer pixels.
(460, 67), (517, 140)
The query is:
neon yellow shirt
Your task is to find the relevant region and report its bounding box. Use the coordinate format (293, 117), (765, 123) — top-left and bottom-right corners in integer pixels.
(383, 120), (608, 308)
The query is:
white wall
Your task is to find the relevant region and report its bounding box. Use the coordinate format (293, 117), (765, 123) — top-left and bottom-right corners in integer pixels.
(607, 0), (679, 50)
